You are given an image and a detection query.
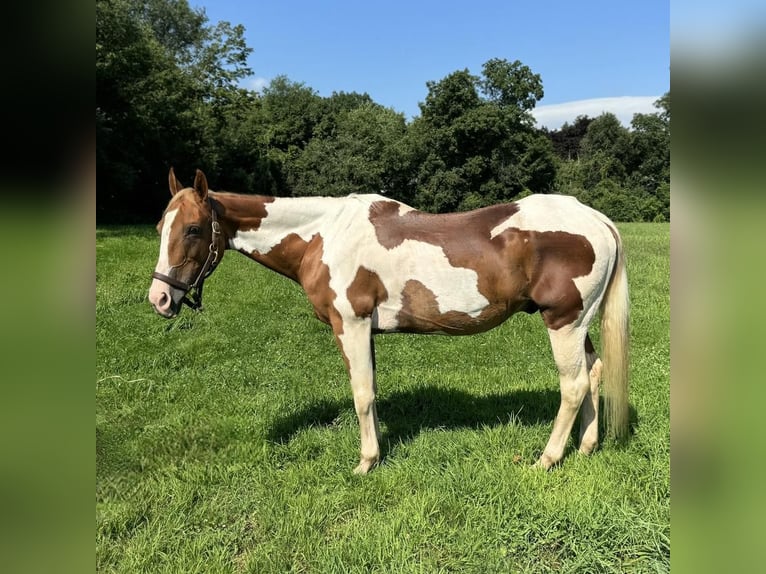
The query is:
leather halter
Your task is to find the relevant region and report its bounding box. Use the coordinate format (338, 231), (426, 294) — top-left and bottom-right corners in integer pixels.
(151, 198), (222, 311)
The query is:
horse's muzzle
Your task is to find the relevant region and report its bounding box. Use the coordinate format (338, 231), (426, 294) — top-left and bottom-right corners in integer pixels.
(148, 279), (183, 318)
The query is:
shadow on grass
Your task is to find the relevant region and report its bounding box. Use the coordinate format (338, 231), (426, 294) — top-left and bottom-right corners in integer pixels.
(268, 386), (561, 444)
(96, 387), (639, 478)
(267, 386), (638, 459)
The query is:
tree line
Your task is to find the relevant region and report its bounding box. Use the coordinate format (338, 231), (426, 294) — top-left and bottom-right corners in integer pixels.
(97, 0), (669, 223)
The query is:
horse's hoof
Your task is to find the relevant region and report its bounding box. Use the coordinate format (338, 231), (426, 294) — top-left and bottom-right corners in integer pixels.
(533, 455), (554, 470)
(353, 458), (378, 475)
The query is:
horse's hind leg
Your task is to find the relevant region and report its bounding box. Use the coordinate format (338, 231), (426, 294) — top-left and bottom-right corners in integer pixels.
(578, 333), (603, 455)
(537, 325), (591, 469)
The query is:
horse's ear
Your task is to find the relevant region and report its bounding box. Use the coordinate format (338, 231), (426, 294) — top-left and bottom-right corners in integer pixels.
(193, 169), (209, 200)
(168, 167), (183, 197)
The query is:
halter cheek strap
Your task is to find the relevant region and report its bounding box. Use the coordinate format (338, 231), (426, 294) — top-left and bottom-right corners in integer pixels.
(151, 198), (222, 311)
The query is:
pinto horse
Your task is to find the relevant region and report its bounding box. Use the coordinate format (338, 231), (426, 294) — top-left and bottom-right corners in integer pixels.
(149, 169), (629, 474)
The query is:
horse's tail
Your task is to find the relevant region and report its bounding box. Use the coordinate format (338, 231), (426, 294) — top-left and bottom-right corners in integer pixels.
(600, 225), (630, 441)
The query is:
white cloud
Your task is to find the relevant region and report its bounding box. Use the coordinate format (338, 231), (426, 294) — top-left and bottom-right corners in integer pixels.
(245, 76), (269, 94)
(532, 96), (660, 130)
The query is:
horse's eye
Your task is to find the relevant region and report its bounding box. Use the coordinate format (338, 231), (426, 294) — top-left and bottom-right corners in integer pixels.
(187, 225), (201, 236)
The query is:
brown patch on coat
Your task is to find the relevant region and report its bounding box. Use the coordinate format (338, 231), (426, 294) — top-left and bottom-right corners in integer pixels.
(368, 200), (520, 250)
(521, 229), (595, 330)
(296, 235), (341, 320)
(369, 200), (531, 308)
(347, 267), (389, 318)
(395, 279), (528, 335)
(294, 234), (349, 370)
(211, 191), (275, 240)
(395, 280), (474, 334)
(215, 192), (307, 283)
(247, 233), (311, 282)
(369, 200), (595, 332)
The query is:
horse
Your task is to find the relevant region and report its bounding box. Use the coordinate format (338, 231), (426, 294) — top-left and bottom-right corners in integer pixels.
(149, 168), (629, 474)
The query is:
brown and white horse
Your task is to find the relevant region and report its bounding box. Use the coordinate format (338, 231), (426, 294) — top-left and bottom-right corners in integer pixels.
(149, 169), (629, 473)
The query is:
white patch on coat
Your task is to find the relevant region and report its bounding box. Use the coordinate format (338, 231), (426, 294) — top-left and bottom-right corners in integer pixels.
(148, 208), (185, 311)
(155, 208), (179, 274)
(230, 196), (352, 253)
(490, 194), (593, 237)
(230, 195), (490, 331)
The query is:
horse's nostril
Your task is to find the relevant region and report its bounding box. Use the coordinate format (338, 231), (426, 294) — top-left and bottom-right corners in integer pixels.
(157, 292), (169, 308)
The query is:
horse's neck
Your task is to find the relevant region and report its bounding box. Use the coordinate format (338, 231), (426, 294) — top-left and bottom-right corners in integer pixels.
(215, 192), (341, 281)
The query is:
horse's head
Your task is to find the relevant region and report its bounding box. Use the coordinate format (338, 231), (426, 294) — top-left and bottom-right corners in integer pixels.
(148, 168), (225, 317)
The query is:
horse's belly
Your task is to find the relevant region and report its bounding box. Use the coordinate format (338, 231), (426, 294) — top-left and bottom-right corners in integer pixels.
(374, 301), (514, 336)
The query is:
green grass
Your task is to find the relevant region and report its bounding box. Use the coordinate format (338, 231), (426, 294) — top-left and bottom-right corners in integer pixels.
(97, 223), (669, 573)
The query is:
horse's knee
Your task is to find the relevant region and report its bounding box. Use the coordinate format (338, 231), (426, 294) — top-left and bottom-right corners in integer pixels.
(560, 372), (591, 407)
(352, 389), (376, 417)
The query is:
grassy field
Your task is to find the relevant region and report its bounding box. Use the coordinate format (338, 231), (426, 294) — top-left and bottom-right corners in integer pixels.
(96, 222), (669, 573)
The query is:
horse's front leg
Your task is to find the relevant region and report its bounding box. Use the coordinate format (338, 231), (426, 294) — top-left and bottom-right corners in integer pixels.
(333, 316), (380, 474)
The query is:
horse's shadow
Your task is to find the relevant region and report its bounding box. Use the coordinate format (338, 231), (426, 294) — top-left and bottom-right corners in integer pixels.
(268, 386), (560, 453)
(267, 386), (638, 462)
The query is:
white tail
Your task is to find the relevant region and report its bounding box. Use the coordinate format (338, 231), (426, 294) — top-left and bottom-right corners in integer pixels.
(600, 230), (630, 440)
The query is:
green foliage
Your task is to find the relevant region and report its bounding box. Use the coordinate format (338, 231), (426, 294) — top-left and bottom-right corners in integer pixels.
(479, 58), (544, 113)
(97, 0), (253, 222)
(545, 94), (671, 221)
(96, 1), (669, 222)
(412, 60), (554, 212)
(260, 76), (322, 152)
(420, 69), (482, 127)
(544, 115), (593, 160)
(629, 101), (670, 200)
(285, 103), (408, 197)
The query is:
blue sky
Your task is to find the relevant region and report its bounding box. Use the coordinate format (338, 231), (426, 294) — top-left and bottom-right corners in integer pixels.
(201, 1), (669, 129)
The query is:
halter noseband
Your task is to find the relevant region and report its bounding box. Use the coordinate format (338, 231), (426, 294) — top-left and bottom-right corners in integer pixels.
(151, 198), (222, 311)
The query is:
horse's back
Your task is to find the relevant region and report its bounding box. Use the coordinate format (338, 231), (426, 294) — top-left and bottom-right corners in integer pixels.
(354, 193), (615, 246)
(500, 194), (615, 236)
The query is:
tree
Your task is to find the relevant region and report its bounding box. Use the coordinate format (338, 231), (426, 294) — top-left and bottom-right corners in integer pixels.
(629, 92), (670, 219)
(578, 112), (633, 188)
(96, 0), (251, 221)
(212, 91), (281, 196)
(544, 115), (594, 160)
(479, 58), (544, 114)
(420, 69), (481, 128)
(260, 76), (322, 152)
(313, 91), (375, 139)
(285, 103), (408, 197)
(97, 0), (665, 225)
(412, 59), (554, 212)
(553, 96), (670, 222)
